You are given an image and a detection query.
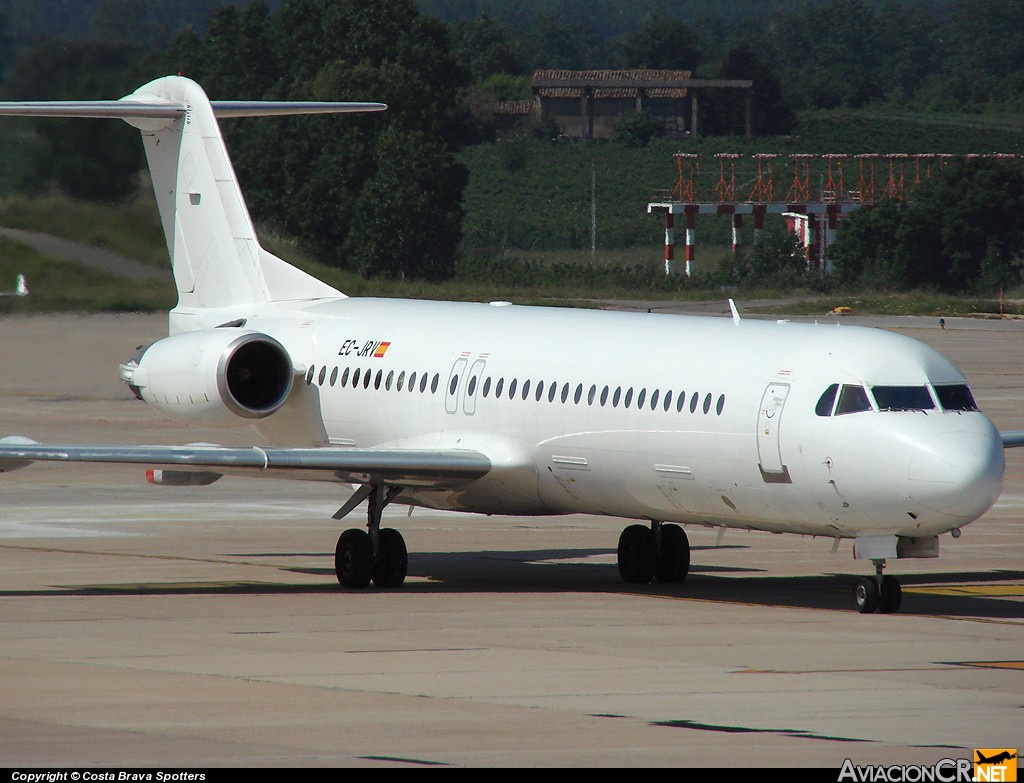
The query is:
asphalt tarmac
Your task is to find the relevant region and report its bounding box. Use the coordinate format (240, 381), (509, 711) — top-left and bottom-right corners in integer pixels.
(0, 311), (1021, 768)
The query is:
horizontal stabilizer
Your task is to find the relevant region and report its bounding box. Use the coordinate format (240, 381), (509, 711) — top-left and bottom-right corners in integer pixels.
(0, 99), (386, 121)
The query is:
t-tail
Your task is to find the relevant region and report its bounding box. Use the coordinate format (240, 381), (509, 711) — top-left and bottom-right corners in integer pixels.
(0, 76), (386, 330)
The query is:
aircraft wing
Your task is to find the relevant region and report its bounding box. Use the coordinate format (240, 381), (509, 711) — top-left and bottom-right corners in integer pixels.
(0, 438), (491, 488)
(1000, 431), (1024, 448)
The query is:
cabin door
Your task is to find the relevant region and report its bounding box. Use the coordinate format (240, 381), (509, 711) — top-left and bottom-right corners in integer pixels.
(444, 357), (468, 414)
(756, 382), (791, 482)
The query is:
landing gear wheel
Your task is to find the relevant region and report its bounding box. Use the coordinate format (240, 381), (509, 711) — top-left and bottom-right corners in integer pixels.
(335, 528), (373, 588)
(853, 576), (880, 613)
(655, 524), (690, 583)
(372, 528), (408, 588)
(618, 524), (656, 584)
(879, 575), (902, 614)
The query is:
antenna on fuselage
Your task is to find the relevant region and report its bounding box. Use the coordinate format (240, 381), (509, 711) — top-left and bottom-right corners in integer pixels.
(728, 298), (741, 325)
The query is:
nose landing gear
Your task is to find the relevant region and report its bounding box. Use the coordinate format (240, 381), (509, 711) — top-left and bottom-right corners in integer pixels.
(853, 559), (902, 613)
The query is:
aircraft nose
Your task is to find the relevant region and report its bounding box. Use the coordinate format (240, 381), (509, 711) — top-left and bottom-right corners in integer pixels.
(908, 429), (1004, 519)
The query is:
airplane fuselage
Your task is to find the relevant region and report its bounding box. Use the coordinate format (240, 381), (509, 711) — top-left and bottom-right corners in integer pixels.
(173, 297), (1005, 542)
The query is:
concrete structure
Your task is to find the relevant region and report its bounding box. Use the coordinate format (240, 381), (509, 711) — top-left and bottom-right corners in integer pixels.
(492, 71), (754, 141)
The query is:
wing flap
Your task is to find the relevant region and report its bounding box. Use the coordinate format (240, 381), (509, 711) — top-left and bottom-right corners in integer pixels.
(0, 438), (490, 488)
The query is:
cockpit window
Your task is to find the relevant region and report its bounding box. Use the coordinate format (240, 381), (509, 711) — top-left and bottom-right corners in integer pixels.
(871, 385), (935, 411)
(935, 384), (978, 412)
(835, 384), (872, 415)
(815, 384), (839, 417)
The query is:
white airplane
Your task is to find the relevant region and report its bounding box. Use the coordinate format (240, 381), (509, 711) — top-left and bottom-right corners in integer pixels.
(0, 76), (1019, 613)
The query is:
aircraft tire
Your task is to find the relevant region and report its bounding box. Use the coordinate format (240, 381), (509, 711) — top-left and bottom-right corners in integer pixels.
(335, 528), (374, 588)
(372, 528), (408, 588)
(618, 524), (656, 584)
(853, 577), (880, 613)
(879, 575), (902, 613)
(655, 524), (690, 583)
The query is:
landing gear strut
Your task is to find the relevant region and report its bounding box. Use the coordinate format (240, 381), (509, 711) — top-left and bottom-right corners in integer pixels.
(853, 559), (902, 614)
(617, 521), (690, 584)
(334, 484), (407, 589)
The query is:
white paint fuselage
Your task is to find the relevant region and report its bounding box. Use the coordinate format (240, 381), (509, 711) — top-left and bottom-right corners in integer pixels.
(182, 297), (1005, 541)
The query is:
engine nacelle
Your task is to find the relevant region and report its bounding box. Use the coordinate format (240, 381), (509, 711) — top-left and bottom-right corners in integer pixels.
(120, 330), (295, 426)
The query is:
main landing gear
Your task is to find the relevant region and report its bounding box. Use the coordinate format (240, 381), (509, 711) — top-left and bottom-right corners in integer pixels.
(334, 484), (408, 588)
(853, 559), (902, 614)
(617, 521), (690, 584)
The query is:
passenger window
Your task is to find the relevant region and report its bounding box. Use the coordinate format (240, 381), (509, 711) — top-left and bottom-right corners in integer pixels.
(363, 370), (372, 389)
(600, 385), (609, 406)
(676, 392), (686, 413)
(613, 386), (621, 407)
(449, 374), (459, 396)
(935, 384), (978, 412)
(482, 377), (491, 397)
(816, 384), (839, 416)
(385, 370), (394, 391)
(305, 366), (315, 385)
(574, 384), (583, 404)
(508, 378), (517, 399)
(689, 393), (699, 413)
(318, 366), (327, 385)
(495, 377), (504, 397)
(703, 393), (712, 414)
(330, 367), (338, 387)
(548, 382), (558, 403)
(663, 390), (672, 411)
(341, 367), (350, 387)
(419, 372), (429, 393)
(650, 389), (659, 410)
(535, 380), (544, 402)
(408, 370), (416, 391)
(588, 385), (596, 405)
(374, 369), (382, 390)
(716, 394), (725, 415)
(835, 384), (871, 415)
(467, 376), (477, 396)
(637, 388), (646, 409)
(624, 387), (634, 408)
(872, 385), (935, 411)
(352, 368), (361, 388)
(431, 373), (440, 393)
(560, 383), (569, 404)
(396, 370), (405, 392)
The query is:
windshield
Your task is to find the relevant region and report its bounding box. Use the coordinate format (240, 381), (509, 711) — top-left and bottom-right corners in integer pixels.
(871, 385), (935, 411)
(935, 384), (978, 412)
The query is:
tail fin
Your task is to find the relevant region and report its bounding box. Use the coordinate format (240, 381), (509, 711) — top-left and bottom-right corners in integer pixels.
(0, 76), (386, 319)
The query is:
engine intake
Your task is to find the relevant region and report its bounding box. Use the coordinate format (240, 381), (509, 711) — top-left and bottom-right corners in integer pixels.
(121, 330), (295, 426)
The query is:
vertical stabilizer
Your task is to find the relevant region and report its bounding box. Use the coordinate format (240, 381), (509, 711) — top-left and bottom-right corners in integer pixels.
(0, 76), (386, 321)
(127, 77), (340, 313)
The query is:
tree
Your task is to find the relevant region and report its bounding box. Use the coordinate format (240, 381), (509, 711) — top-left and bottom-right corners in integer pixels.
(3, 39), (144, 201)
(612, 111), (663, 147)
(831, 160), (1024, 292)
(167, 0), (470, 280)
(344, 126), (466, 280)
(449, 14), (524, 79)
(619, 13), (702, 71)
(713, 44), (794, 136)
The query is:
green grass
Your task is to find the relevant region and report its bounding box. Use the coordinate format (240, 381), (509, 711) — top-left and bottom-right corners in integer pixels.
(0, 190), (168, 266)
(746, 291), (1024, 318)
(0, 236), (175, 313)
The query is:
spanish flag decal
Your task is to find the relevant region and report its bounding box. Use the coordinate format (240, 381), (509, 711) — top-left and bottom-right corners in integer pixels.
(373, 341), (392, 358)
